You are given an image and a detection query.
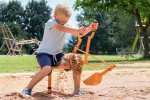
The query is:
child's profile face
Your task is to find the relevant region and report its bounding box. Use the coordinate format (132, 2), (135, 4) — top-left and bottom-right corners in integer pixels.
(55, 14), (70, 25)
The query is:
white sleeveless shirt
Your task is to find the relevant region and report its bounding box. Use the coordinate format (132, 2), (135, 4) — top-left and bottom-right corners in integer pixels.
(36, 19), (67, 55)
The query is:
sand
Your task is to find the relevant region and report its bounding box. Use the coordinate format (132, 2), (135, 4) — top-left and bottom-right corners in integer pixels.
(0, 63), (150, 100)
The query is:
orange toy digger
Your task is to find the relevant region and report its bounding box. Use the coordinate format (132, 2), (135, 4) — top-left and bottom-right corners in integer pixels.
(72, 20), (116, 85)
(36, 20), (115, 93)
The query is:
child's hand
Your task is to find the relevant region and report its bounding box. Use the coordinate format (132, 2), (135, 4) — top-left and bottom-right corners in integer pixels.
(78, 26), (87, 36)
(77, 21), (99, 37)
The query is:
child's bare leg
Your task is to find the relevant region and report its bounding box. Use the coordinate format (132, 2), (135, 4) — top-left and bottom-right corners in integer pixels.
(27, 66), (52, 89)
(73, 70), (82, 91)
(58, 65), (82, 92)
(73, 70), (85, 95)
(59, 53), (84, 95)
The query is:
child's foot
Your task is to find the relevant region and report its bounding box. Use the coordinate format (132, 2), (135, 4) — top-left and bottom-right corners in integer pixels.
(73, 89), (85, 95)
(22, 88), (32, 97)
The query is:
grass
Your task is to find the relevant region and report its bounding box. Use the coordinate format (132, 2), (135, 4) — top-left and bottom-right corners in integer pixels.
(83, 54), (150, 70)
(0, 54), (149, 73)
(0, 55), (38, 73)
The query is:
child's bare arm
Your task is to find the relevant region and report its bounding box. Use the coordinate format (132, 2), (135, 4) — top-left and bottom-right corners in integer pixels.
(52, 24), (85, 37)
(52, 22), (98, 37)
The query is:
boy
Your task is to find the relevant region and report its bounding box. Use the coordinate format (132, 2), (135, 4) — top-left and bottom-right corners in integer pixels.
(22, 3), (98, 96)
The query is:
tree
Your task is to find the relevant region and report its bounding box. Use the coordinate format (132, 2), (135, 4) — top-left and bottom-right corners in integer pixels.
(113, 11), (137, 51)
(72, 7), (122, 54)
(66, 36), (78, 53)
(0, 2), (7, 48)
(0, 0), (24, 24)
(0, 0), (27, 41)
(23, 0), (52, 40)
(75, 0), (150, 58)
(0, 2), (7, 22)
(0, 1), (28, 54)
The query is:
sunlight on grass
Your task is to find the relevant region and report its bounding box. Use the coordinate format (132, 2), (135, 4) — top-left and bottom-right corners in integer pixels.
(0, 54), (149, 73)
(0, 55), (38, 73)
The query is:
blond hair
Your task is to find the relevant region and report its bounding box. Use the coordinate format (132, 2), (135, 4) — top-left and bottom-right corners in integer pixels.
(54, 3), (72, 17)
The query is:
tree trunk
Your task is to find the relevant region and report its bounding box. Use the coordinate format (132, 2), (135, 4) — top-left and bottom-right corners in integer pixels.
(134, 9), (150, 58)
(143, 31), (150, 58)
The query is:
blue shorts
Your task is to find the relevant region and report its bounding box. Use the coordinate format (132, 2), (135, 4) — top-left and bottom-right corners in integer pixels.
(35, 52), (64, 68)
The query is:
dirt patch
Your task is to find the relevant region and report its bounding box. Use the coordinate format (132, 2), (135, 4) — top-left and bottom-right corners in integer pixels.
(0, 68), (150, 100)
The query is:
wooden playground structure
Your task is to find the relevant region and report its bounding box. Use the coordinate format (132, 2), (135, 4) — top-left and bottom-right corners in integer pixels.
(0, 24), (40, 55)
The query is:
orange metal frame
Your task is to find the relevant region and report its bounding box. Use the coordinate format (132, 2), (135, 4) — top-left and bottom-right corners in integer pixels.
(37, 21), (115, 93)
(72, 25), (115, 76)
